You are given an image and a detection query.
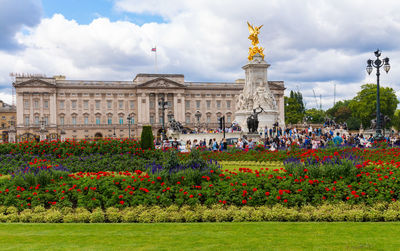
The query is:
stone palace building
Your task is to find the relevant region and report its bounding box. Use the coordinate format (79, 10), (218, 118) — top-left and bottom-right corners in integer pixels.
(13, 73), (285, 140)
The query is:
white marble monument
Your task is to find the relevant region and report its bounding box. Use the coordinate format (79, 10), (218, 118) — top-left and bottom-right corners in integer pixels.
(235, 53), (281, 133)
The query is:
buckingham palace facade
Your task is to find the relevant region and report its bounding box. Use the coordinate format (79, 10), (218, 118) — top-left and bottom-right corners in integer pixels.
(13, 73), (285, 139)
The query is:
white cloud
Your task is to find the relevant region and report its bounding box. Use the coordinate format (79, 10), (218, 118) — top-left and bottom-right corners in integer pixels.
(0, 0), (400, 110)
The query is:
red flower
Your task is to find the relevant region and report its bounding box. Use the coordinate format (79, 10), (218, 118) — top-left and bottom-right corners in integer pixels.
(120, 200), (125, 205)
(276, 196), (281, 200)
(242, 199), (247, 204)
(265, 192), (270, 196)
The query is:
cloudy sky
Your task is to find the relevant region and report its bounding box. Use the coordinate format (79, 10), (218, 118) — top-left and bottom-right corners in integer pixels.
(0, 0), (399, 109)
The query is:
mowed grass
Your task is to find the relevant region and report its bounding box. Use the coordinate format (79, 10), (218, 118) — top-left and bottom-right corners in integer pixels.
(1, 222), (400, 251)
(219, 161), (284, 172)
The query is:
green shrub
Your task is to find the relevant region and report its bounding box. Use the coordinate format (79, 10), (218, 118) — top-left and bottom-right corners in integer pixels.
(30, 213), (46, 223)
(19, 209), (33, 223)
(383, 210), (398, 221)
(106, 207), (121, 223)
(90, 208), (105, 223)
(140, 126), (154, 150)
(75, 208), (90, 223)
(63, 213), (76, 223)
(45, 210), (63, 223)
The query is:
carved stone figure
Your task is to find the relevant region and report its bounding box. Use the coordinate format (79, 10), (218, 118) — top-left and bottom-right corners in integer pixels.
(247, 106), (264, 133)
(169, 118), (183, 132)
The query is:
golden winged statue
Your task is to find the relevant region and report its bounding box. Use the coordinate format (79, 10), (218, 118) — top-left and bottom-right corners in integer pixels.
(247, 21), (265, 61)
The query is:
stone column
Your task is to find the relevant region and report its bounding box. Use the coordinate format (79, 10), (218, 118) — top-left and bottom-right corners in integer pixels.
(29, 94), (33, 125)
(155, 93), (160, 125)
(145, 94), (150, 124)
(173, 93), (178, 120)
(50, 92), (57, 127)
(16, 93), (23, 127)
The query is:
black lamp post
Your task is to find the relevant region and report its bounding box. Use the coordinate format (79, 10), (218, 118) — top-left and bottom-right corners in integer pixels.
(113, 126), (116, 138)
(158, 95), (168, 140)
(127, 115), (132, 139)
(366, 49), (390, 141)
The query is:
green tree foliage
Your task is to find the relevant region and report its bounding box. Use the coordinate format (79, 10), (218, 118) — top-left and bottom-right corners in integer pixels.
(284, 91), (305, 124)
(326, 100), (352, 123)
(304, 108), (326, 123)
(140, 126), (154, 150)
(393, 110), (400, 131)
(348, 84), (399, 128)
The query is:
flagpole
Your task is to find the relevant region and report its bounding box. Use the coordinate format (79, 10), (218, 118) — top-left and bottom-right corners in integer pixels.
(155, 46), (157, 73)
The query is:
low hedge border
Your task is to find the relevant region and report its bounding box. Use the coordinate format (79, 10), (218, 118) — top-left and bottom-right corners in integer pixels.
(1, 202), (400, 223)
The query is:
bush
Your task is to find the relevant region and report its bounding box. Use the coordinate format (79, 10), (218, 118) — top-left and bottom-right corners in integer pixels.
(140, 126), (154, 150)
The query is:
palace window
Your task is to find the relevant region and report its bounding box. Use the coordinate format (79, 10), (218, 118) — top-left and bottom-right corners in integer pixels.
(72, 116), (77, 125)
(207, 115), (211, 123)
(206, 100), (211, 109)
(44, 116), (48, 125)
(185, 115), (190, 124)
(71, 100), (77, 109)
(185, 101), (190, 109)
(129, 101), (135, 109)
(96, 116), (100, 125)
(119, 100), (124, 109)
(196, 100), (200, 109)
(216, 100), (221, 109)
(107, 115), (112, 125)
(150, 115), (155, 124)
(60, 116), (64, 125)
(24, 116), (29, 126)
(34, 100), (39, 109)
(34, 116), (39, 125)
(107, 100), (112, 109)
(84, 116), (89, 125)
(227, 115), (231, 123)
(226, 101), (231, 109)
(84, 100), (89, 110)
(150, 101), (155, 108)
(96, 100), (100, 109)
(59, 101), (64, 109)
(119, 116), (123, 125)
(24, 100), (29, 109)
(44, 100), (48, 109)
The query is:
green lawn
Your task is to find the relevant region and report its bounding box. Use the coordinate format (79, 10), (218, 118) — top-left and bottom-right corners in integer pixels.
(0, 222), (399, 251)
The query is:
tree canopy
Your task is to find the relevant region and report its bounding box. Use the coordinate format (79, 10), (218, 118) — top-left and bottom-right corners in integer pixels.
(348, 84), (398, 128)
(284, 90), (305, 124)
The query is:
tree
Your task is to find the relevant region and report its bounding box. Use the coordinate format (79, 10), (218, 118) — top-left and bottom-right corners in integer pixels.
(304, 108), (326, 124)
(140, 126), (154, 149)
(393, 110), (400, 131)
(284, 90), (305, 124)
(326, 100), (352, 123)
(348, 84), (398, 128)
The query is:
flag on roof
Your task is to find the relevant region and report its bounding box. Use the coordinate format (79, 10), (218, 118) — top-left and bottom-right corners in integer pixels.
(151, 47), (156, 52)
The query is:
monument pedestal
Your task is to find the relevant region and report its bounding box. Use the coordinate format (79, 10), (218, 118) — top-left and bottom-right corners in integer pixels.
(234, 53), (283, 133)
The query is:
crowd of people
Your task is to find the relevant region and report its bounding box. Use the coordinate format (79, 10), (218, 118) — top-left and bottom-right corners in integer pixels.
(157, 125), (400, 152)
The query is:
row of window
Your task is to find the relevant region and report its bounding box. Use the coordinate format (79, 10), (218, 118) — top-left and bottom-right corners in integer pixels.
(186, 100), (231, 109)
(58, 100), (135, 110)
(24, 115), (135, 126)
(23, 100), (49, 109)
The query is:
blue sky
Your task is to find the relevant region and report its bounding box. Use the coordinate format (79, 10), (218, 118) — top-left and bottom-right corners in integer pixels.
(41, 0), (164, 25)
(0, 0), (399, 110)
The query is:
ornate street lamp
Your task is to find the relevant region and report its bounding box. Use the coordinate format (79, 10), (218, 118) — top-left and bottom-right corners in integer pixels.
(158, 95), (168, 140)
(127, 115), (132, 139)
(113, 126), (116, 138)
(195, 111), (202, 132)
(366, 49), (390, 140)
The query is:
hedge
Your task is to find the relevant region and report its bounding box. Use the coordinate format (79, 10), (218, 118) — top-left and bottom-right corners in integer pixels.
(1, 203), (400, 223)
